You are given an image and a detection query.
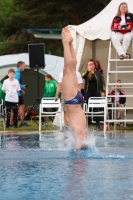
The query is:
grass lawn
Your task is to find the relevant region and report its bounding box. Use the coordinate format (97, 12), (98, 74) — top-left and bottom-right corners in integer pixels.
(1, 119), (133, 132)
(0, 120), (60, 132)
(109, 125), (133, 131)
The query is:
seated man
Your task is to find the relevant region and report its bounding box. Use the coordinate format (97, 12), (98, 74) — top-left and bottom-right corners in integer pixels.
(109, 80), (126, 126)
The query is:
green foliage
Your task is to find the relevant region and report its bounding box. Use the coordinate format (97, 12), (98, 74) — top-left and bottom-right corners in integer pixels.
(0, 0), (111, 37)
(0, 37), (62, 56)
(0, 0), (15, 19)
(0, 0), (111, 55)
(0, 0), (17, 40)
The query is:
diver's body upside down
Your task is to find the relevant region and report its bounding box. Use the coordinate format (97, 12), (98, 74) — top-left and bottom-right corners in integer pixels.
(61, 28), (88, 151)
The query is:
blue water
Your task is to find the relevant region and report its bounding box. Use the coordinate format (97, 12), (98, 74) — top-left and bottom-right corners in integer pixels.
(0, 131), (133, 200)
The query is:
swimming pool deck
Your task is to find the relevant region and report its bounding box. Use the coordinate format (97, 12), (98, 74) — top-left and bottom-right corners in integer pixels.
(0, 130), (59, 134)
(0, 130), (132, 135)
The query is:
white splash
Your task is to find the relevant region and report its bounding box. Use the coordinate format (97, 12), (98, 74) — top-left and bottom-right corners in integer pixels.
(64, 128), (98, 152)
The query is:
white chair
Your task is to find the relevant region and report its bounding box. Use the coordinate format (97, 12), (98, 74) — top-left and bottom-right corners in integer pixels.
(0, 99), (5, 131)
(39, 98), (62, 131)
(83, 97), (107, 133)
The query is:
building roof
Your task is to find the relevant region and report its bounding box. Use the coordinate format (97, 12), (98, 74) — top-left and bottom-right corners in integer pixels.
(22, 29), (62, 39)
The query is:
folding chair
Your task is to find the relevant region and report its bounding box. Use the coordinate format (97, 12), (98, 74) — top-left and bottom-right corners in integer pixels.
(83, 97), (107, 133)
(0, 99), (5, 131)
(39, 98), (62, 131)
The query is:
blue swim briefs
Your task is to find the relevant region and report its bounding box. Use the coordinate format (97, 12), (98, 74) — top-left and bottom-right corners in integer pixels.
(64, 91), (83, 105)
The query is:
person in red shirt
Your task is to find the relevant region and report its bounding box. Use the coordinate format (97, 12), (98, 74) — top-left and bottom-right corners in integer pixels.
(109, 80), (126, 126)
(111, 2), (133, 59)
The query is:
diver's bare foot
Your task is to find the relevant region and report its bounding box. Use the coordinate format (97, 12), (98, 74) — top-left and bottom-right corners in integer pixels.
(61, 30), (70, 43)
(64, 28), (74, 42)
(62, 28), (73, 43)
(64, 27), (74, 41)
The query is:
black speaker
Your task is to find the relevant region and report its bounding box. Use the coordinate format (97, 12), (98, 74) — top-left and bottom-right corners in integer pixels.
(28, 43), (45, 69)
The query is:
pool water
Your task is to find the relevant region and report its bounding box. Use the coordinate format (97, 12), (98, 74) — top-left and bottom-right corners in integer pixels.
(0, 131), (133, 200)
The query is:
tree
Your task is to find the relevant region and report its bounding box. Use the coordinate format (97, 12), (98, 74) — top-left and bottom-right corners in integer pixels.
(0, 0), (111, 38)
(0, 0), (15, 20)
(0, 0), (16, 40)
(0, 0), (111, 56)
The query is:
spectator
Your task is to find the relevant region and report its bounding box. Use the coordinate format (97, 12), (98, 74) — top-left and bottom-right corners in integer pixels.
(43, 74), (57, 98)
(111, 2), (133, 59)
(0, 75), (9, 105)
(42, 74), (57, 125)
(0, 81), (5, 105)
(2, 69), (20, 128)
(55, 71), (83, 130)
(109, 80), (126, 126)
(14, 61), (29, 127)
(82, 59), (103, 128)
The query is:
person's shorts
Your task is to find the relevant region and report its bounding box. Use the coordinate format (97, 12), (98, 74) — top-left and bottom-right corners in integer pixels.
(19, 96), (24, 105)
(5, 101), (18, 107)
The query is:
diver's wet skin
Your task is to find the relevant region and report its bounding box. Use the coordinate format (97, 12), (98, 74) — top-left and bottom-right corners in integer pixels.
(61, 28), (88, 151)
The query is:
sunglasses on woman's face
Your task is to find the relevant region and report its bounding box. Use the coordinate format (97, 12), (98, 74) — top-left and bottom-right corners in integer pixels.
(88, 62), (94, 66)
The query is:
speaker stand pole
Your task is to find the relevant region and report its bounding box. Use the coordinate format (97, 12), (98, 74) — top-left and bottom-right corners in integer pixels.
(36, 68), (41, 105)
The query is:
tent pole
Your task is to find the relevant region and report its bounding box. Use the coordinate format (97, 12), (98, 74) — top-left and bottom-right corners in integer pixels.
(75, 35), (85, 71)
(92, 40), (96, 60)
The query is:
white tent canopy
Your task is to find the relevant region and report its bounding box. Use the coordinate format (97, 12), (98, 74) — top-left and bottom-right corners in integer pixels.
(68, 0), (133, 70)
(70, 0), (133, 40)
(0, 53), (64, 81)
(66, 0), (133, 119)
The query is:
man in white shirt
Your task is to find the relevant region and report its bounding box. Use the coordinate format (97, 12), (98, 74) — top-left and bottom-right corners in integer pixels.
(2, 68), (21, 128)
(55, 71), (83, 129)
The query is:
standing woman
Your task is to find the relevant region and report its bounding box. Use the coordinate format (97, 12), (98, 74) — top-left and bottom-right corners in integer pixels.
(82, 60), (103, 128)
(111, 2), (133, 59)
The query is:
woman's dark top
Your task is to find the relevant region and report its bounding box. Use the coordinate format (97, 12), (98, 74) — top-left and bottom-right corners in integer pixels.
(88, 74), (97, 93)
(82, 70), (103, 94)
